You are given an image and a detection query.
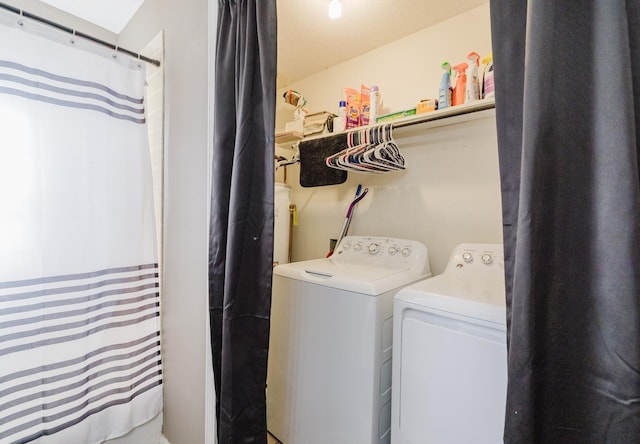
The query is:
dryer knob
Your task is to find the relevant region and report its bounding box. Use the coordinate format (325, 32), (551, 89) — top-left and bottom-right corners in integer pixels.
(353, 243), (362, 252)
(388, 246), (398, 256)
(462, 252), (473, 263)
(481, 253), (493, 264)
(342, 242), (351, 250)
(401, 247), (411, 257)
(368, 243), (380, 255)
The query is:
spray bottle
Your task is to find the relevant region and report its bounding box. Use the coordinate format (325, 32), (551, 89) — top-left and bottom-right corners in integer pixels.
(452, 63), (468, 106)
(438, 62), (453, 109)
(465, 52), (481, 103)
(481, 53), (494, 99)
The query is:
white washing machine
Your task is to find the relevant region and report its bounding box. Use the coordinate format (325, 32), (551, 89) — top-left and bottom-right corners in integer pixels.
(267, 236), (432, 444)
(391, 244), (507, 444)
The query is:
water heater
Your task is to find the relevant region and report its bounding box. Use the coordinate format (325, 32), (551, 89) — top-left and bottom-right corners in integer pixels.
(274, 183), (291, 266)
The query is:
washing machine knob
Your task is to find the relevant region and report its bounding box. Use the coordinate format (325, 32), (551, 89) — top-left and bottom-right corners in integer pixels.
(367, 243), (380, 255)
(353, 243), (362, 252)
(481, 253), (493, 264)
(388, 246), (398, 255)
(342, 242), (351, 250)
(401, 247), (411, 257)
(462, 252), (473, 263)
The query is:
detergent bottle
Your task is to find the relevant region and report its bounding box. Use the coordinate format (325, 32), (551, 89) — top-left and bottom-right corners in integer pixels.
(481, 53), (494, 99)
(452, 63), (468, 106)
(438, 62), (453, 109)
(465, 52), (481, 103)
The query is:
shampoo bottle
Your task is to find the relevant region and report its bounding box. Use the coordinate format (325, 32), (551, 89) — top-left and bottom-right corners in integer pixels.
(482, 53), (494, 99)
(465, 52), (481, 103)
(452, 63), (468, 106)
(438, 62), (453, 109)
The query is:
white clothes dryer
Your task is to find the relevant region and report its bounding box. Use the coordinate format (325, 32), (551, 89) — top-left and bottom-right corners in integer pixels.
(391, 243), (507, 444)
(267, 236), (432, 444)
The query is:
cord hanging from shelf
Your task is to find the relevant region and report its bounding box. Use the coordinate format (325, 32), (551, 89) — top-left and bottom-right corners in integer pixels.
(275, 153), (300, 170)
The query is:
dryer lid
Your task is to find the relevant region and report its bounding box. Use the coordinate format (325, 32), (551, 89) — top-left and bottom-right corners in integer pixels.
(395, 273), (506, 325)
(395, 243), (506, 324)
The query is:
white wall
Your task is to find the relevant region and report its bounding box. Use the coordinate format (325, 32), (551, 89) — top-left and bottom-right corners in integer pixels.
(119, 1), (211, 443)
(276, 4), (494, 130)
(278, 3), (502, 274)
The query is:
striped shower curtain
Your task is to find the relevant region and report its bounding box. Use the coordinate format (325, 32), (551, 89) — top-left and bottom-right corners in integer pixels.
(0, 11), (161, 444)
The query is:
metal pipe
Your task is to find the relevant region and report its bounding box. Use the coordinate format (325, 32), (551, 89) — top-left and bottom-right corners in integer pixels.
(0, 1), (161, 67)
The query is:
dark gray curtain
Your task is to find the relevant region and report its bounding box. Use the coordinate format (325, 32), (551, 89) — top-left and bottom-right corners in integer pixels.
(491, 1), (640, 442)
(209, 0), (277, 442)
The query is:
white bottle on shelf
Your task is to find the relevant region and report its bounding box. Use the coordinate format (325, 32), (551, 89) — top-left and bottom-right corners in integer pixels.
(369, 86), (379, 125)
(335, 100), (347, 132)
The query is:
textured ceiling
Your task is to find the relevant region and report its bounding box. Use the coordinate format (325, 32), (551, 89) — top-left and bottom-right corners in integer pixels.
(276, 0), (488, 87)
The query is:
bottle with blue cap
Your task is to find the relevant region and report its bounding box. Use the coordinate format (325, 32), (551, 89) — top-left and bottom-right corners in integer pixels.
(335, 100), (347, 132)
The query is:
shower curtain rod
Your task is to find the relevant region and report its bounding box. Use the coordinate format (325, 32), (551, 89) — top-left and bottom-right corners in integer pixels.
(0, 1), (161, 67)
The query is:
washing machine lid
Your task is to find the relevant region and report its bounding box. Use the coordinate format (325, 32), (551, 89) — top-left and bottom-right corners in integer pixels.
(396, 272), (506, 325)
(274, 258), (429, 295)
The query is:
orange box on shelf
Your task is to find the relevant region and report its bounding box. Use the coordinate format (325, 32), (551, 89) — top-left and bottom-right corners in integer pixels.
(416, 99), (437, 114)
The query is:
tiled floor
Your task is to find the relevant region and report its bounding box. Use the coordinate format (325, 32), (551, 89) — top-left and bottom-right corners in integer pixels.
(267, 432), (281, 444)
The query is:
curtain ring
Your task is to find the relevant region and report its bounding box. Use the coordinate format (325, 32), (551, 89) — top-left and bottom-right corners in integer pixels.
(113, 44), (118, 59)
(17, 9), (24, 26)
(70, 28), (76, 44)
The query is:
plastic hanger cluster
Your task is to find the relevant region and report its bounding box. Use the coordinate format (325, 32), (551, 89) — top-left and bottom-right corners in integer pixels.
(325, 124), (406, 174)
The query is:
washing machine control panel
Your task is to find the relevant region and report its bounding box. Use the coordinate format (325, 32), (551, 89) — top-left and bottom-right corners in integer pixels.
(334, 236), (430, 273)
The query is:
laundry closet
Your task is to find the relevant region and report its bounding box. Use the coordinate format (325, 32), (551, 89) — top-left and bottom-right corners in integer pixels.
(269, 3), (506, 444)
(275, 4), (502, 274)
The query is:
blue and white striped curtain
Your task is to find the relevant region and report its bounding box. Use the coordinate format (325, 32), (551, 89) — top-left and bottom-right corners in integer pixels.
(0, 10), (162, 444)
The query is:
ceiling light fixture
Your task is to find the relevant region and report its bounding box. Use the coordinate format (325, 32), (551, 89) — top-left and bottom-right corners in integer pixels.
(328, 0), (342, 19)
